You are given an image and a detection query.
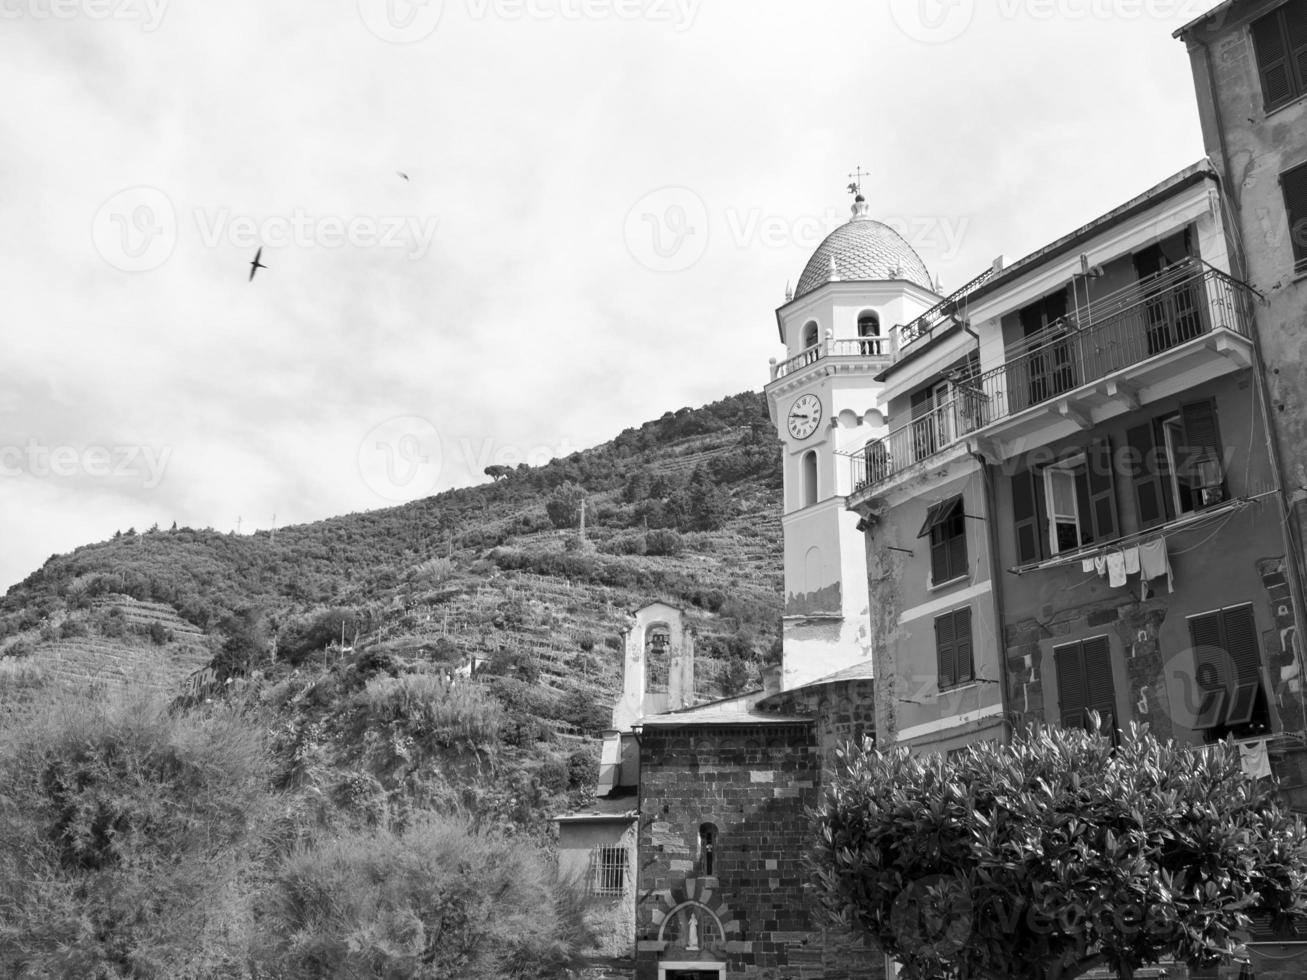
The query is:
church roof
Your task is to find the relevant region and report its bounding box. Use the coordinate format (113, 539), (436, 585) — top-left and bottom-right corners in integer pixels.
(641, 689), (812, 726)
(794, 202), (934, 299)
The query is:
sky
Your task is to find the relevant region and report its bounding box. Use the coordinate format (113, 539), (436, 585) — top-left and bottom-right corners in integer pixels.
(0, 0), (1224, 592)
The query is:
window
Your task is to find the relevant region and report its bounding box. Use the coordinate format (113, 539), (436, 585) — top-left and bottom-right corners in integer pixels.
(1015, 288), (1076, 408)
(1251, 1), (1307, 112)
(647, 625), (670, 694)
(1283, 160), (1307, 273)
(698, 823), (717, 876)
(1126, 399), (1226, 529)
(1054, 636), (1118, 742)
(593, 845), (627, 896)
(935, 607), (974, 689)
(801, 450), (818, 508)
(857, 310), (881, 354)
(1011, 439), (1118, 564)
(919, 495), (967, 585)
(1186, 603), (1272, 742)
(802, 321), (819, 349)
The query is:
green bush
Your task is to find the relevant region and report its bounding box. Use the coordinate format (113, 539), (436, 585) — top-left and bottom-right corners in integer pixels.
(253, 816), (592, 979)
(355, 671), (507, 752)
(0, 689), (270, 977)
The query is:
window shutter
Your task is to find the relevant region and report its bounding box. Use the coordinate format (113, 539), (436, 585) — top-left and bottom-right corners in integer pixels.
(1253, 10), (1295, 109)
(930, 528), (949, 583)
(1081, 636), (1116, 736)
(948, 524), (967, 582)
(1085, 438), (1119, 542)
(1222, 604), (1264, 726)
(1179, 399), (1225, 503)
(1012, 468), (1046, 564)
(954, 609), (974, 684)
(936, 612), (957, 688)
(1283, 161), (1307, 269)
(1287, 3), (1307, 98)
(1127, 422), (1169, 528)
(1188, 611), (1230, 731)
(1055, 643), (1087, 731)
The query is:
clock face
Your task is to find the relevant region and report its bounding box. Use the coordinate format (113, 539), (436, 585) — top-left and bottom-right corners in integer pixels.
(787, 394), (822, 440)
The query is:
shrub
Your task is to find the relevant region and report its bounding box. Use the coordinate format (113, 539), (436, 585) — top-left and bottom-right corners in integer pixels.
(253, 816), (592, 979)
(0, 690), (270, 977)
(355, 672), (506, 752)
(644, 529), (684, 556)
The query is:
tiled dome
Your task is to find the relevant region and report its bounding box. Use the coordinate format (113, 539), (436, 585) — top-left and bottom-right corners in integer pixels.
(794, 200), (934, 298)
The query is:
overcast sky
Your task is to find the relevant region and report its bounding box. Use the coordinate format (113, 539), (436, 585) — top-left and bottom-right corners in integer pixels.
(0, 0), (1221, 592)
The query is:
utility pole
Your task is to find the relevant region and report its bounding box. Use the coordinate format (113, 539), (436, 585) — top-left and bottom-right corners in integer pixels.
(579, 496), (587, 539)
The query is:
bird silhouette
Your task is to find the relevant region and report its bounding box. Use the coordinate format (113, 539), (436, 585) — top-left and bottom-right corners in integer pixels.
(397, 171), (410, 181)
(249, 247), (267, 282)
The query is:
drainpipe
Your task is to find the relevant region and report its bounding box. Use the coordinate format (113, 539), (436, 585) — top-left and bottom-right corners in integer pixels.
(971, 448), (1014, 745)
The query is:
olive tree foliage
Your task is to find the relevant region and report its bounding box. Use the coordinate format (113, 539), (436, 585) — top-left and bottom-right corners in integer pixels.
(809, 722), (1307, 980)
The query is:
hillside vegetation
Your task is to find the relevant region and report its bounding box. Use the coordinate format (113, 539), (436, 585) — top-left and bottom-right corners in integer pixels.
(0, 391), (784, 976)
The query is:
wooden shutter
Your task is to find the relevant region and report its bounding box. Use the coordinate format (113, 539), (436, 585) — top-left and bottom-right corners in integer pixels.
(1287, 3), (1307, 100)
(1179, 399), (1225, 503)
(1284, 161), (1307, 269)
(1085, 438), (1119, 543)
(1253, 9), (1296, 109)
(1082, 636), (1117, 738)
(936, 612), (957, 688)
(930, 527), (949, 584)
(1127, 422), (1170, 527)
(1055, 643), (1087, 731)
(1012, 468), (1047, 564)
(954, 608), (974, 685)
(1223, 604), (1264, 726)
(1188, 611), (1230, 731)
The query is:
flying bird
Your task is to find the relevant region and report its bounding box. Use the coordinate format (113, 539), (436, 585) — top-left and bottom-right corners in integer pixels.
(397, 171), (410, 181)
(248, 247), (267, 282)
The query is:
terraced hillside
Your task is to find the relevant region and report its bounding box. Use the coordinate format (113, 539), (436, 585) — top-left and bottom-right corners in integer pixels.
(0, 390), (784, 836)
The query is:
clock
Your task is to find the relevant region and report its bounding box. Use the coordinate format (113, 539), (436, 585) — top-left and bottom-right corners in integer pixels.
(787, 394), (822, 439)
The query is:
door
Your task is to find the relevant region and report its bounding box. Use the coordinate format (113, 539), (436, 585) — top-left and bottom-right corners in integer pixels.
(1134, 235), (1203, 355)
(1019, 290), (1074, 407)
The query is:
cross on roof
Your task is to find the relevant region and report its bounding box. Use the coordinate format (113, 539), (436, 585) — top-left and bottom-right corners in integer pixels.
(847, 166), (871, 197)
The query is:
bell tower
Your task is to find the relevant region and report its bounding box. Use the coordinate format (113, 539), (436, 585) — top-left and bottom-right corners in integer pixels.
(764, 176), (941, 690)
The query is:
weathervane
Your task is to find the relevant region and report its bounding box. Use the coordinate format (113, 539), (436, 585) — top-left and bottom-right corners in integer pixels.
(847, 166), (871, 198)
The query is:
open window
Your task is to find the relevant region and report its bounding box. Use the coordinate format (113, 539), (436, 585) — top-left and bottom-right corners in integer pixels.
(698, 823), (717, 876)
(919, 495), (967, 586)
(802, 321), (819, 349)
(857, 310), (881, 355)
(1127, 399), (1226, 529)
(1011, 439), (1118, 563)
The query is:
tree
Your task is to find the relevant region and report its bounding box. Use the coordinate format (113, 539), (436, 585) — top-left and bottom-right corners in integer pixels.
(810, 722), (1307, 980)
(544, 482), (585, 530)
(484, 464), (512, 482)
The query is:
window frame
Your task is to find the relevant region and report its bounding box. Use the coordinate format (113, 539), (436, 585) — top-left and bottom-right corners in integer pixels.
(594, 844), (628, 896)
(1184, 602), (1273, 743)
(924, 496), (968, 587)
(935, 606), (975, 690)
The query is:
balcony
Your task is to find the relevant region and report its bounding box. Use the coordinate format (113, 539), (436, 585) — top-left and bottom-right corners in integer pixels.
(770, 336), (888, 382)
(847, 261), (1255, 496)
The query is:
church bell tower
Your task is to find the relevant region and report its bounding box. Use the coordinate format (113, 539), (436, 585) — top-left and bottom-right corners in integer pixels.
(764, 176), (941, 690)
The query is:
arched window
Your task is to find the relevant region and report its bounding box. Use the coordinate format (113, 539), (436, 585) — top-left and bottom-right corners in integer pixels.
(646, 624), (670, 694)
(698, 823), (718, 876)
(802, 320), (819, 349)
(802, 450), (818, 508)
(858, 311), (881, 355)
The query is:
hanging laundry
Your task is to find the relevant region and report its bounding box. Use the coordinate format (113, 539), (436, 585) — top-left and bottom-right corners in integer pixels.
(1106, 550), (1127, 588)
(1123, 546), (1140, 576)
(1239, 739), (1272, 780)
(1094, 554), (1108, 577)
(1081, 557), (1096, 573)
(1138, 538), (1174, 593)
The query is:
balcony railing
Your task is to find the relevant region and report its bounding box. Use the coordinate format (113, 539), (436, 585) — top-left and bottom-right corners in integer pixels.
(848, 262), (1254, 494)
(771, 336), (887, 381)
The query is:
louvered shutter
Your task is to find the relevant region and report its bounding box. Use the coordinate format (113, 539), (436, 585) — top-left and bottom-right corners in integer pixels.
(1082, 636), (1117, 738)
(936, 612), (957, 688)
(1253, 9), (1296, 110)
(1085, 438), (1119, 542)
(1222, 604), (1264, 726)
(1179, 399), (1225, 504)
(1188, 612), (1230, 731)
(1126, 423), (1169, 527)
(948, 523), (967, 581)
(1012, 469), (1045, 564)
(1287, 2), (1307, 99)
(1283, 161), (1307, 269)
(930, 525), (949, 583)
(1055, 643), (1087, 731)
(954, 609), (974, 685)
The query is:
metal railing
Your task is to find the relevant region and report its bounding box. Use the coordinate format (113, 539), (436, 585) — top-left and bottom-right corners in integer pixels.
(848, 264), (1254, 494)
(771, 336), (887, 381)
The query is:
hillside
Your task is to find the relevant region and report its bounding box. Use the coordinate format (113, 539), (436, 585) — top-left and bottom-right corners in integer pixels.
(0, 390), (784, 837)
